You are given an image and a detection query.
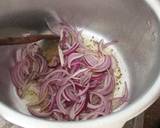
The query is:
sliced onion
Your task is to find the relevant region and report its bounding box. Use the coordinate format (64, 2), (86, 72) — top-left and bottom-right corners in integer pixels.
(43, 69), (69, 81)
(68, 53), (84, 68)
(87, 92), (106, 109)
(97, 72), (112, 94)
(98, 39), (118, 55)
(77, 83), (90, 96)
(63, 42), (79, 55)
(11, 21), (128, 121)
(56, 84), (71, 114)
(28, 106), (52, 118)
(34, 53), (48, 73)
(84, 54), (98, 67)
(11, 62), (26, 88)
(16, 49), (23, 62)
(80, 72), (92, 86)
(92, 55), (112, 72)
(69, 95), (86, 119)
(111, 82), (128, 103)
(58, 45), (64, 66)
(48, 56), (60, 68)
(80, 111), (105, 120)
(70, 68), (88, 78)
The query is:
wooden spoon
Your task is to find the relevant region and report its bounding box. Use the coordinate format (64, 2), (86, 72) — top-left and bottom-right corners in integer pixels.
(0, 34), (59, 45)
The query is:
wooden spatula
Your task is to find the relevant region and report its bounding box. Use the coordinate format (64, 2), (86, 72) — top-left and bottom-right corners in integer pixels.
(0, 34), (59, 45)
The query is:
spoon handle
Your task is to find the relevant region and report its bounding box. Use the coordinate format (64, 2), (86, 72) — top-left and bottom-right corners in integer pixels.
(0, 34), (59, 45)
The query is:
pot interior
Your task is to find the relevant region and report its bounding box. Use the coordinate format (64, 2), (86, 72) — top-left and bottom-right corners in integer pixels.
(0, 0), (159, 119)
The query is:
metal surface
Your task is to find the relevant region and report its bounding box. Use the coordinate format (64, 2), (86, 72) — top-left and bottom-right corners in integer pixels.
(0, 0), (159, 128)
(0, 114), (144, 128)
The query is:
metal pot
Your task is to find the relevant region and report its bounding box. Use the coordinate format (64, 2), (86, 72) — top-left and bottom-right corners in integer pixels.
(0, 0), (160, 128)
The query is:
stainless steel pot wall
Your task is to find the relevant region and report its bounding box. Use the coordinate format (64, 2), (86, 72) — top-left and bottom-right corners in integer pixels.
(0, 0), (160, 128)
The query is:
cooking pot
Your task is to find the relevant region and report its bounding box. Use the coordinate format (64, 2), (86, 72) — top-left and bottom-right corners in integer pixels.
(0, 0), (160, 128)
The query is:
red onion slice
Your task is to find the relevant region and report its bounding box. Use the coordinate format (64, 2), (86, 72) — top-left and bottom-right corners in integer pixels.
(10, 21), (128, 121)
(28, 106), (52, 118)
(84, 54), (98, 67)
(69, 95), (86, 119)
(87, 91), (106, 109)
(56, 84), (71, 114)
(68, 53), (84, 68)
(58, 45), (64, 67)
(77, 83), (90, 96)
(92, 55), (112, 72)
